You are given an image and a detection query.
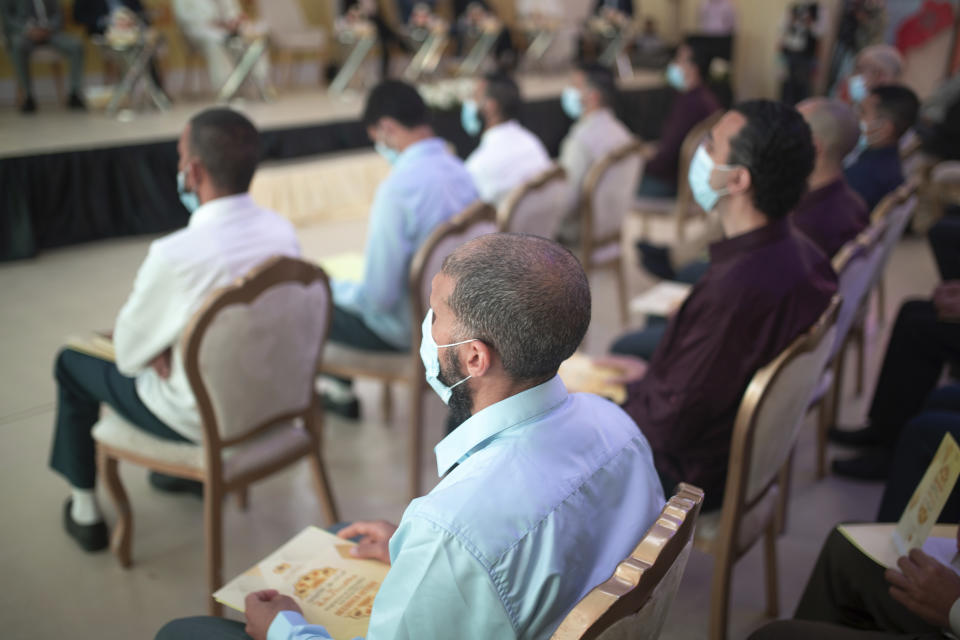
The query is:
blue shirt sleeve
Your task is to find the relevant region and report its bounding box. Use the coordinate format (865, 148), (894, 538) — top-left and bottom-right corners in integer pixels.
(267, 611), (340, 640)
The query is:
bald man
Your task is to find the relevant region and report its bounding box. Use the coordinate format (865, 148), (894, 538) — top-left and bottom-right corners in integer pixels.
(846, 44), (903, 104)
(793, 98), (869, 257)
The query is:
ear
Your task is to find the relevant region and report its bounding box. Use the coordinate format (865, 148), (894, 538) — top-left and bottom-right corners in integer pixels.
(728, 165), (752, 196)
(462, 340), (494, 379)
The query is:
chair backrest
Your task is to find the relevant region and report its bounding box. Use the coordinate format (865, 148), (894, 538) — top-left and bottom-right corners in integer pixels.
(869, 181), (918, 290)
(671, 111), (724, 217)
(550, 484), (705, 640)
(715, 295), (840, 548)
(255, 0), (309, 33)
(581, 140), (644, 261)
(827, 220), (887, 363)
(497, 164), (568, 238)
(182, 257), (333, 449)
(409, 201), (498, 342)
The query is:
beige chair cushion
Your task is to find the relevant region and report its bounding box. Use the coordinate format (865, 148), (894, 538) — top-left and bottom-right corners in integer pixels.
(592, 155), (643, 242)
(591, 240), (622, 266)
(92, 413), (313, 483)
(504, 178), (569, 238)
(695, 486), (780, 555)
(321, 342), (413, 380)
(633, 196), (675, 215)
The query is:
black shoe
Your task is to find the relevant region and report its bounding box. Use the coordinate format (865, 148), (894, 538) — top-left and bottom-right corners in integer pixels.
(20, 95), (36, 114)
(635, 241), (676, 280)
(831, 450), (892, 481)
(828, 425), (882, 448)
(149, 472), (203, 498)
(322, 391), (361, 420)
(63, 499), (109, 552)
(67, 91), (86, 110)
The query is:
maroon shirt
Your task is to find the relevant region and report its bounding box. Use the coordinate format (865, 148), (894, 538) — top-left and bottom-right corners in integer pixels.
(645, 85), (721, 187)
(791, 177), (869, 258)
(623, 220), (837, 500)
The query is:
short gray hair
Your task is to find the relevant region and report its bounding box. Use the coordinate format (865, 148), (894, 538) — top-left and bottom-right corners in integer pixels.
(441, 233), (591, 384)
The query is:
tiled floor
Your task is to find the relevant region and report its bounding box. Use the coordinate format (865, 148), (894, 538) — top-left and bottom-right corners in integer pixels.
(0, 210), (938, 640)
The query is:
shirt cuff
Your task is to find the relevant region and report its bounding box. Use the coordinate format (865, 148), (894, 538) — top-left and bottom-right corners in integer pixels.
(949, 597), (960, 636)
(267, 610), (333, 640)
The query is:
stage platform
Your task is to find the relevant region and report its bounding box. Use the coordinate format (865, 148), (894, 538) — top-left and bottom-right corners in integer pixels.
(0, 72), (671, 261)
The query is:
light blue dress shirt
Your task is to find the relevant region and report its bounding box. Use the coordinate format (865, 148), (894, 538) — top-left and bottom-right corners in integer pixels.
(268, 376), (665, 640)
(331, 138), (478, 350)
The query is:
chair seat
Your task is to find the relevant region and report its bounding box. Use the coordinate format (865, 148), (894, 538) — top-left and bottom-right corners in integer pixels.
(92, 413), (313, 483)
(694, 485), (779, 555)
(321, 342), (413, 381)
(271, 30), (326, 51)
(634, 196), (675, 215)
(591, 241), (621, 266)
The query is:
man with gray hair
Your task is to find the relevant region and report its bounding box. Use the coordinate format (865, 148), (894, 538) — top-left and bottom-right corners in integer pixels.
(157, 233), (665, 640)
(793, 97), (869, 257)
(845, 44), (903, 104)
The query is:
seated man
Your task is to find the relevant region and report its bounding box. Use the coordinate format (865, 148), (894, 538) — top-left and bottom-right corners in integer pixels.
(556, 63), (633, 245)
(156, 233), (666, 640)
(830, 282), (960, 479)
(637, 39), (721, 198)
(845, 85), (920, 212)
(50, 109), (300, 551)
(322, 80), (478, 418)
(610, 100), (838, 507)
(843, 44), (903, 104)
(792, 97), (869, 256)
(2, 0), (86, 114)
(172, 0), (270, 93)
(462, 72), (552, 206)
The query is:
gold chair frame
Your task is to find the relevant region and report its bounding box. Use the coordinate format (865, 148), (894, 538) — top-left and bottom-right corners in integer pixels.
(551, 484), (705, 640)
(96, 256), (340, 616)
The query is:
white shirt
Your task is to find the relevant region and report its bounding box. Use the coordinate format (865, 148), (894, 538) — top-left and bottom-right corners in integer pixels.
(465, 120), (552, 206)
(113, 194), (300, 441)
(698, 0), (736, 35)
(267, 376), (665, 640)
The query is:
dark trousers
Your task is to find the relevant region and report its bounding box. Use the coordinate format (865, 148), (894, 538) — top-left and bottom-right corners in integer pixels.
(748, 620), (944, 639)
(867, 300), (960, 446)
(876, 384), (960, 522)
(610, 316), (668, 361)
(791, 528), (941, 635)
(49, 348), (189, 489)
(9, 31), (85, 95)
(155, 617), (250, 640)
(928, 210), (960, 281)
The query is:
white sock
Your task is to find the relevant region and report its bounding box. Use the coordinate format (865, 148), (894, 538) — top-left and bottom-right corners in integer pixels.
(71, 488), (103, 525)
(317, 376), (357, 403)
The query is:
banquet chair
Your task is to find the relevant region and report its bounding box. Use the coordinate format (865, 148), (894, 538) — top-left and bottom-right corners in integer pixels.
(320, 202), (497, 500)
(93, 257), (340, 616)
(255, 0), (328, 88)
(551, 484), (704, 640)
(497, 164), (567, 238)
(695, 295), (841, 640)
(634, 111), (722, 242)
(580, 139), (644, 326)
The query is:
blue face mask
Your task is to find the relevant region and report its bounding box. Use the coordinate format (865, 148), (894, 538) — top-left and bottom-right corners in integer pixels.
(848, 74), (868, 104)
(561, 87), (583, 120)
(419, 309), (477, 405)
(461, 99), (483, 137)
(688, 145), (735, 213)
(177, 170), (200, 214)
(666, 63), (687, 91)
(375, 141), (400, 165)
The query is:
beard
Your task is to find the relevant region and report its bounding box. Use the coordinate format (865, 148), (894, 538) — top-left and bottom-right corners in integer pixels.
(439, 348), (473, 433)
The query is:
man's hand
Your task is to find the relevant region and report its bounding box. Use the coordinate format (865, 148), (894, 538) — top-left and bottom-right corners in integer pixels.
(337, 520), (398, 565)
(934, 281), (960, 321)
(244, 589), (302, 640)
(592, 354), (649, 385)
(149, 348), (172, 379)
(885, 549), (960, 629)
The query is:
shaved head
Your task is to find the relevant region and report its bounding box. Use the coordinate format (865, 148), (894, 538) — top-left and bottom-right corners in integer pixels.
(797, 98), (860, 165)
(856, 45), (904, 86)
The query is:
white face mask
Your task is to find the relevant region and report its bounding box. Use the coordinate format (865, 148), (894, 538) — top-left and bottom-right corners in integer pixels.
(419, 309), (477, 405)
(687, 145), (737, 213)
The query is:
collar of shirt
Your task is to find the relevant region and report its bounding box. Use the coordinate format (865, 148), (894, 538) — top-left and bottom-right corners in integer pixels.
(189, 193), (255, 228)
(393, 137), (448, 171)
(709, 218), (790, 264)
(434, 375), (569, 476)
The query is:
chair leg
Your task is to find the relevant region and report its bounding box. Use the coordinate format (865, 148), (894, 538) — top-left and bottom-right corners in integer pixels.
(204, 481), (224, 617)
(381, 382), (393, 422)
(763, 520), (780, 618)
(775, 451), (793, 534)
(98, 447), (133, 567)
(854, 324), (866, 396)
(707, 549), (733, 640)
(616, 259), (629, 327)
(409, 383), (424, 500)
(235, 487), (249, 512)
(876, 277), (887, 326)
(817, 356), (844, 480)
(308, 448), (340, 525)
